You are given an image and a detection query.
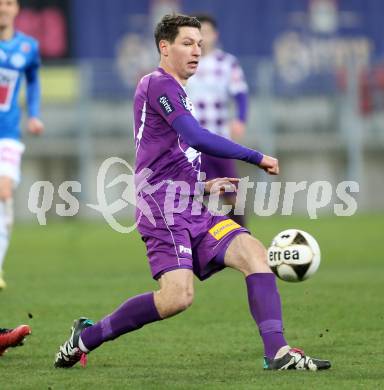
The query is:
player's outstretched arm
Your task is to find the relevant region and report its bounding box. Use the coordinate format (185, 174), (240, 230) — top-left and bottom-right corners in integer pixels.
(172, 114), (278, 175)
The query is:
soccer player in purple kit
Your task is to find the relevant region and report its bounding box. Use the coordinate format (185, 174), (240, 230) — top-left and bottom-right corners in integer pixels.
(187, 14), (249, 226)
(54, 14), (331, 371)
(0, 0), (44, 289)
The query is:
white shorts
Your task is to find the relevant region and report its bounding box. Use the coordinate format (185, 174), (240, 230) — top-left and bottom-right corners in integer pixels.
(0, 138), (25, 185)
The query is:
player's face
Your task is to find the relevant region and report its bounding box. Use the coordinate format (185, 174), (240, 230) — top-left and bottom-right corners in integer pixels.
(161, 26), (202, 82)
(0, 0), (19, 29)
(200, 22), (218, 55)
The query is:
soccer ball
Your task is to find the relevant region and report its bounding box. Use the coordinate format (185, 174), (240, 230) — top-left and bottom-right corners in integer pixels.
(267, 229), (321, 282)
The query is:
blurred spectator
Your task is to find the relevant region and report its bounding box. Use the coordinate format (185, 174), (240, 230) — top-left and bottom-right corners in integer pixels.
(187, 13), (249, 226)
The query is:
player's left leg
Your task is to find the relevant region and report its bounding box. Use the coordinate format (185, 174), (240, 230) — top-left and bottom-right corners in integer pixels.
(223, 233), (331, 370)
(0, 176), (14, 290)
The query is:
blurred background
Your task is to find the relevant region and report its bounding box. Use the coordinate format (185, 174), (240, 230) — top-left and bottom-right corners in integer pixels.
(15, 0), (384, 221)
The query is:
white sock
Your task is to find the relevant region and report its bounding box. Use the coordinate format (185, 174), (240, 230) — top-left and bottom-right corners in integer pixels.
(78, 336), (90, 353)
(0, 202), (10, 271)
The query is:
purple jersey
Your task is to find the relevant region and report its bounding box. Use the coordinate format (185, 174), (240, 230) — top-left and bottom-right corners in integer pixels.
(133, 67), (200, 192)
(132, 67), (249, 281)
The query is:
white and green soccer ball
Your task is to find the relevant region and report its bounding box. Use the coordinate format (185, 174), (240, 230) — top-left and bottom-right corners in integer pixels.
(267, 229), (321, 282)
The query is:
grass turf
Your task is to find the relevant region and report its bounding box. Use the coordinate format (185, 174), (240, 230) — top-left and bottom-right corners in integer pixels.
(0, 214), (383, 389)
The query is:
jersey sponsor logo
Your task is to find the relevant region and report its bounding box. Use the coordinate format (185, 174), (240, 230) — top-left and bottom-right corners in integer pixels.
(209, 219), (241, 240)
(179, 245), (192, 256)
(157, 94), (174, 116)
(0, 67), (19, 111)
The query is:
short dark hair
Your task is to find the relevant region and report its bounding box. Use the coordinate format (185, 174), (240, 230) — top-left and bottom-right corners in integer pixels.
(154, 14), (201, 53)
(193, 14), (218, 30)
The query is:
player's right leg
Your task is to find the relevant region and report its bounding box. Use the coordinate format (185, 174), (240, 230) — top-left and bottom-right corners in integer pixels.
(54, 269), (194, 368)
(0, 176), (14, 290)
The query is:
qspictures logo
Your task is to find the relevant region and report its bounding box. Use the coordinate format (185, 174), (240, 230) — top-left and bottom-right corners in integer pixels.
(27, 157), (360, 234)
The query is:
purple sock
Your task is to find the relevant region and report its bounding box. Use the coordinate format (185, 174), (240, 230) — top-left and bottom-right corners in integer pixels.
(80, 292), (161, 351)
(246, 273), (288, 359)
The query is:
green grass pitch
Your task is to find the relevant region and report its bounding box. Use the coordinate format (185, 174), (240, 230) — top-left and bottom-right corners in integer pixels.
(1, 214), (383, 389)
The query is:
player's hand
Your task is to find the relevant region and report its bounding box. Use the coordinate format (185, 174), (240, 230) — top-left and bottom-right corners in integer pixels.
(230, 119), (246, 141)
(27, 117), (44, 135)
(259, 155), (279, 175)
(204, 177), (239, 195)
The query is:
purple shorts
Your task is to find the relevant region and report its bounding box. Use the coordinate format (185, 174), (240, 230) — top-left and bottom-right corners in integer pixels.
(137, 195), (249, 281)
(201, 154), (238, 180)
